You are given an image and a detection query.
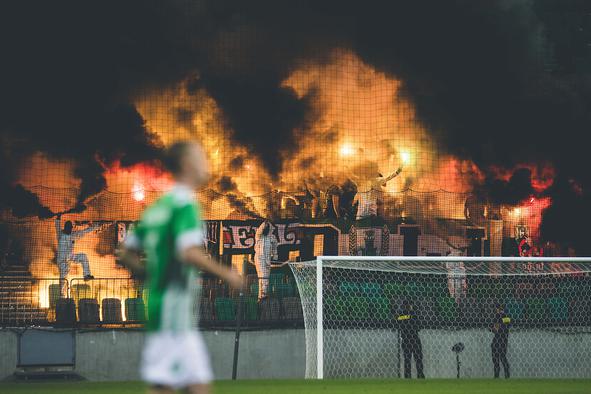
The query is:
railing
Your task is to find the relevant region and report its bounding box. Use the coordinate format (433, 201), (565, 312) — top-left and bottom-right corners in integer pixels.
(0, 277), (62, 327)
(0, 275), (304, 329)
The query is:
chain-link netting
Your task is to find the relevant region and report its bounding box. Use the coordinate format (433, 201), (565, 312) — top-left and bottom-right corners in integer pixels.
(291, 258), (591, 379)
(0, 40), (581, 331)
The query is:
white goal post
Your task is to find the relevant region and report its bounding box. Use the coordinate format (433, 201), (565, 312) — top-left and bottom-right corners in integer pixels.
(290, 256), (591, 380)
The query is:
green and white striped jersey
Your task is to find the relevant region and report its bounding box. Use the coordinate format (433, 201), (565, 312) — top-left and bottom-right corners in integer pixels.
(125, 184), (203, 332)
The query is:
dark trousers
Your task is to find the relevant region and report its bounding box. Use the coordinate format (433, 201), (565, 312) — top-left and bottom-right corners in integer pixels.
(492, 340), (510, 378)
(402, 335), (424, 379)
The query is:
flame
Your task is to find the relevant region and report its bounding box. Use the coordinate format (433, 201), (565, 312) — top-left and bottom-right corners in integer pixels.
(400, 151), (411, 166)
(339, 144), (354, 157)
(132, 182), (146, 202)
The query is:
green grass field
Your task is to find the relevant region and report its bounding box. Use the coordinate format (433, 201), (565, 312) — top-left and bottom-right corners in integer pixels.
(1, 379), (590, 394)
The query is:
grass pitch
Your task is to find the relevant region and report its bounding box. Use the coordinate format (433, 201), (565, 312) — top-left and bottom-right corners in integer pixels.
(0, 379), (590, 394)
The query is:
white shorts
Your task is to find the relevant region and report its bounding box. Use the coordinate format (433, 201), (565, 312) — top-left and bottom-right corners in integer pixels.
(141, 331), (213, 388)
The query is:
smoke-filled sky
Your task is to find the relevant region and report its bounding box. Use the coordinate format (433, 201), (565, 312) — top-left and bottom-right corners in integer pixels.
(1, 0), (590, 250)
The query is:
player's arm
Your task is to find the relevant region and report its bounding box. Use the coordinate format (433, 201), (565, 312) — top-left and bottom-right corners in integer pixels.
(116, 247), (145, 277)
(116, 225), (146, 276)
(181, 247), (243, 289)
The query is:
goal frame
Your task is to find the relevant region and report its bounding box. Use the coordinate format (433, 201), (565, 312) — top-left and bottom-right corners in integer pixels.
(313, 255), (591, 379)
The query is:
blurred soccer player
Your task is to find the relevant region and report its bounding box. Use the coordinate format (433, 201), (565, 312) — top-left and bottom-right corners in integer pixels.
(118, 141), (243, 394)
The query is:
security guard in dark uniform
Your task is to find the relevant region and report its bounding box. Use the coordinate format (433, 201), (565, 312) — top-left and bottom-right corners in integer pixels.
(490, 304), (511, 378)
(397, 299), (425, 379)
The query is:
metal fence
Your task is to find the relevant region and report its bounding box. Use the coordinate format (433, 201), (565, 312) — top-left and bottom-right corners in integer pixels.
(0, 275), (304, 329)
(0, 277), (61, 327)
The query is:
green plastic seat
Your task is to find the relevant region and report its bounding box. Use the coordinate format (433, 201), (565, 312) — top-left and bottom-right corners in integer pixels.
(405, 282), (420, 297)
(269, 273), (284, 287)
(125, 298), (146, 322)
(272, 283), (295, 298)
(215, 298), (236, 321)
(547, 297), (568, 321)
(361, 282), (382, 298)
(339, 281), (360, 296)
(243, 297), (258, 321)
(249, 282), (259, 297)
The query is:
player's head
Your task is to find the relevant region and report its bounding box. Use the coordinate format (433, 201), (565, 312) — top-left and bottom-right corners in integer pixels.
(164, 141), (210, 186)
(495, 303), (505, 313)
(63, 221), (73, 235)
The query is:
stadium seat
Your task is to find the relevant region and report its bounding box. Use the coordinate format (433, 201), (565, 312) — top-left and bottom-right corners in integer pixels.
(243, 297), (258, 321)
(259, 298), (280, 321)
(282, 297), (304, 320)
(199, 298), (214, 323)
(125, 298), (146, 322)
(360, 282), (381, 298)
(249, 282), (259, 297)
(102, 298), (122, 323)
(269, 273), (285, 286)
(78, 298), (100, 324)
(547, 297), (568, 322)
(505, 299), (524, 321)
(246, 274), (258, 289)
(272, 283), (295, 298)
(339, 281), (360, 296)
(48, 284), (61, 309)
(405, 282), (420, 298)
(55, 298), (76, 327)
(215, 297), (236, 321)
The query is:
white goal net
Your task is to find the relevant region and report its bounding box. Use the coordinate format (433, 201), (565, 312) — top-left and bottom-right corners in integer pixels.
(289, 256), (591, 379)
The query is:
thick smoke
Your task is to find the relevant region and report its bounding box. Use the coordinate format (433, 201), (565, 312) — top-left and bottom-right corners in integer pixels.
(1, 1), (590, 250)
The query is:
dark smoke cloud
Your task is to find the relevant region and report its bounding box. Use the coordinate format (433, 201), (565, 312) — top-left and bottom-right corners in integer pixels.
(229, 156), (245, 171)
(199, 76), (316, 176)
(0, 150), (53, 218)
(483, 168), (536, 206)
(217, 176), (238, 193)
